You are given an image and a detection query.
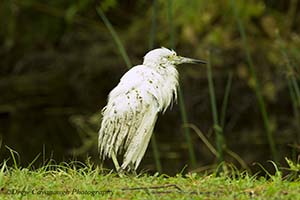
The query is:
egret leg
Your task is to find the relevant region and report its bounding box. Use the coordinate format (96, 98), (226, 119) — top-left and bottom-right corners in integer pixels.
(111, 151), (120, 171)
(128, 162), (137, 175)
(111, 152), (125, 177)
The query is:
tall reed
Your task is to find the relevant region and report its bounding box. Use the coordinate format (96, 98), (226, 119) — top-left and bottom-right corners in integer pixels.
(230, 0), (278, 162)
(277, 32), (300, 158)
(220, 73), (233, 131)
(278, 37), (300, 107)
(207, 52), (224, 163)
(96, 7), (131, 68)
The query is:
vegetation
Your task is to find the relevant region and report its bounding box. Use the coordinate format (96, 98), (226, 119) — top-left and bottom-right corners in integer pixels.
(0, 159), (300, 200)
(1, 1), (300, 198)
(0, 0), (300, 175)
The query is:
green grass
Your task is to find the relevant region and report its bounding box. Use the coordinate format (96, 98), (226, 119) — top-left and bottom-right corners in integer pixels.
(1, 162), (300, 200)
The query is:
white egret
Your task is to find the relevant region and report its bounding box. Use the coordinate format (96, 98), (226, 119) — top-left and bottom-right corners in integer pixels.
(98, 47), (206, 171)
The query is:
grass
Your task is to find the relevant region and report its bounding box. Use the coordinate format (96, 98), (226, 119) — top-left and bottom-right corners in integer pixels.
(1, 161), (300, 200)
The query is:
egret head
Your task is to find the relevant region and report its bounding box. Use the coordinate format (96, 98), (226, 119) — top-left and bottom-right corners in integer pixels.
(143, 47), (206, 67)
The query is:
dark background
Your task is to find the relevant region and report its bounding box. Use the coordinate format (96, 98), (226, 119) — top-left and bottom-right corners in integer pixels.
(0, 0), (299, 174)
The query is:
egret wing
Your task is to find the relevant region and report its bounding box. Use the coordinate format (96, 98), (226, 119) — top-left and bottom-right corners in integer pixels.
(98, 65), (160, 169)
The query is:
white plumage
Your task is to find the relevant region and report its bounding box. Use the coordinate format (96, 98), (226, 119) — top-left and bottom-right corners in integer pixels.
(98, 47), (205, 171)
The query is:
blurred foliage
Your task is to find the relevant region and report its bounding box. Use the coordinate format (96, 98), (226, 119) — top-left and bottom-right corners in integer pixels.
(100, 0), (118, 11)
(0, 0), (300, 174)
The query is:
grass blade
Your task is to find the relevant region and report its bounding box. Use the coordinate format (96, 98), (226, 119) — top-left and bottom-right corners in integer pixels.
(220, 72), (233, 130)
(6, 146), (20, 169)
(288, 79), (300, 118)
(207, 52), (223, 163)
(185, 124), (218, 157)
(96, 6), (132, 68)
(231, 0), (278, 162)
(150, 133), (162, 172)
(0, 161), (7, 188)
(278, 34), (300, 107)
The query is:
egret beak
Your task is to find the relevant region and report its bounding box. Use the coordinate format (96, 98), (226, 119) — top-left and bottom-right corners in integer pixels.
(178, 56), (207, 65)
